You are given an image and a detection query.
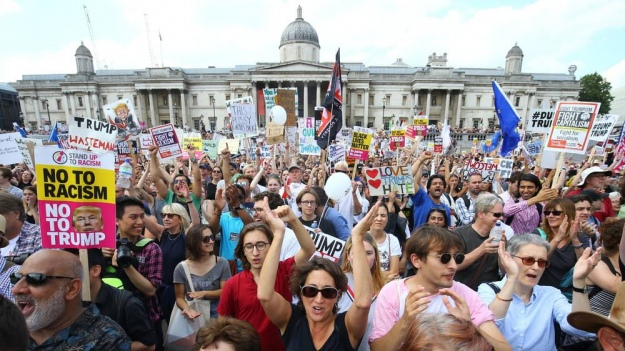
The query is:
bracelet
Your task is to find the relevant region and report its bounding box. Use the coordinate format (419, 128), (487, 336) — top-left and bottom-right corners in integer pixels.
(572, 243), (583, 249)
(572, 286), (587, 294)
(495, 294), (512, 302)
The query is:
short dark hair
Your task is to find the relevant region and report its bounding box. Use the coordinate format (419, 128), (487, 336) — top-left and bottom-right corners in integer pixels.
(252, 191), (284, 210)
(235, 222), (273, 271)
(569, 194), (593, 205)
(192, 317), (260, 351)
(405, 226), (464, 264)
(115, 196), (145, 219)
(426, 174), (447, 189)
(174, 173), (191, 186)
(0, 294), (28, 351)
(0, 168), (12, 180)
(508, 171), (524, 183)
(186, 224), (213, 261)
(0, 192), (26, 222)
(310, 186), (329, 205)
(517, 173), (542, 195)
(289, 257), (347, 313)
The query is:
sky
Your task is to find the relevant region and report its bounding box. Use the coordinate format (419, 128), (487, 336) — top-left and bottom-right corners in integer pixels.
(1, 0), (625, 89)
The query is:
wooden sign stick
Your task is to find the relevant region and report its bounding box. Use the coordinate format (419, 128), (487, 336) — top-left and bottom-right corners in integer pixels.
(551, 153), (565, 189)
(79, 249), (91, 302)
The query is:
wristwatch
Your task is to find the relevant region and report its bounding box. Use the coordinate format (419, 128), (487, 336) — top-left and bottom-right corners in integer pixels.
(234, 205), (244, 211)
(572, 285), (590, 294)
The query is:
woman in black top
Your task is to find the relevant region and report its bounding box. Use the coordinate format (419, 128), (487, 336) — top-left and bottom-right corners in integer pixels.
(205, 166), (222, 201)
(23, 186), (38, 225)
(18, 170), (34, 189)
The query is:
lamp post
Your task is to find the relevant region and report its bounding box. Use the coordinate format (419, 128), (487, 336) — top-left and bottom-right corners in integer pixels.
(41, 98), (51, 124)
(382, 97), (386, 130)
(210, 96), (216, 130)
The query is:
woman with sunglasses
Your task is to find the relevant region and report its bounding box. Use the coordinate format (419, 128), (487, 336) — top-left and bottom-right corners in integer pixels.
(337, 232), (385, 351)
(533, 198), (591, 294)
(258, 201), (377, 351)
(477, 234), (600, 350)
(205, 166), (223, 201)
(173, 224), (231, 320)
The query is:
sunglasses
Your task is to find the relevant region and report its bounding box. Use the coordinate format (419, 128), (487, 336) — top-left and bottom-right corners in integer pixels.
(300, 285), (339, 299)
(10, 272), (75, 286)
(489, 212), (504, 218)
(162, 213), (179, 219)
(512, 255), (551, 268)
(433, 253), (466, 265)
(202, 235), (215, 244)
(544, 210), (563, 216)
(212, 170), (222, 173)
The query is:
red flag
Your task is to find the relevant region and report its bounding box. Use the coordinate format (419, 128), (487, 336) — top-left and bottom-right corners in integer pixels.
(317, 49), (342, 150)
(282, 177), (291, 199)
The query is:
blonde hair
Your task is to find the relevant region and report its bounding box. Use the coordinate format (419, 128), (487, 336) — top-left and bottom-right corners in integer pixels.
(162, 203), (191, 233)
(340, 233), (385, 295)
(398, 314), (493, 351)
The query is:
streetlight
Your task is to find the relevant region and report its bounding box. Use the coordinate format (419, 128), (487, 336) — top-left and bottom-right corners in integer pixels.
(382, 97), (386, 129)
(210, 96), (216, 131)
(41, 98), (51, 124)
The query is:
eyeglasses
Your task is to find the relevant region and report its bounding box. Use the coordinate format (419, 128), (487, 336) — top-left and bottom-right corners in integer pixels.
(488, 212), (503, 218)
(512, 255), (551, 268)
(432, 253), (466, 265)
(212, 170), (222, 173)
(544, 210), (563, 216)
(162, 213), (179, 219)
(10, 272), (76, 286)
(202, 235), (215, 244)
(300, 285), (339, 299)
(243, 242), (269, 252)
(300, 200), (316, 207)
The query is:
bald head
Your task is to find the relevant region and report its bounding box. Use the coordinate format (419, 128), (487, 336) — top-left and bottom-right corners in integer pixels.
(24, 250), (83, 280)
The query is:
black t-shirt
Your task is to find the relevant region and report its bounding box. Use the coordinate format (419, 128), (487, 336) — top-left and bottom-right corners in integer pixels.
(453, 225), (500, 290)
(282, 305), (357, 351)
(205, 182), (217, 200)
(299, 216), (338, 238)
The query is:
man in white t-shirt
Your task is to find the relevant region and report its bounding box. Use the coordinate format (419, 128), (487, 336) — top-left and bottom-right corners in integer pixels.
(281, 165), (306, 217)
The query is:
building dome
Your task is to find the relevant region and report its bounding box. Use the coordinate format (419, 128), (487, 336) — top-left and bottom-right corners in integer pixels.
(279, 6), (320, 48)
(75, 42), (93, 57)
(506, 43), (523, 58)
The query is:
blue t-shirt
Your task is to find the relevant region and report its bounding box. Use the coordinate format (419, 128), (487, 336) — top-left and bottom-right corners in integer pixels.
(219, 213), (244, 262)
(410, 187), (451, 230)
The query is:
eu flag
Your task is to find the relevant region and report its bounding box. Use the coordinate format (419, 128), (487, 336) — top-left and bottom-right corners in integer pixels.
(48, 121), (59, 143)
(492, 80), (521, 156)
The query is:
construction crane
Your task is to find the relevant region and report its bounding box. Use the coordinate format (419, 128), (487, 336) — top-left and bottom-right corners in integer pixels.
(144, 13), (157, 67)
(83, 5), (101, 70)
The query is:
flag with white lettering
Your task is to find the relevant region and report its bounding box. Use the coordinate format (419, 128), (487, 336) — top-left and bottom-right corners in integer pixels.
(317, 49), (342, 150)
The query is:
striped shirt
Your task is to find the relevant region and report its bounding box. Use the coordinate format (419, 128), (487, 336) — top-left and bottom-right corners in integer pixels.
(503, 197), (542, 235)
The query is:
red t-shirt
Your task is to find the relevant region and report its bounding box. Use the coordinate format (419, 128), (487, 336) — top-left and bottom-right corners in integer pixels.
(218, 256), (296, 351)
(566, 188), (614, 221)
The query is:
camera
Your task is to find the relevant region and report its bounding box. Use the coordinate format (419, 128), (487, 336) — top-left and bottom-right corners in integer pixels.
(116, 238), (134, 268)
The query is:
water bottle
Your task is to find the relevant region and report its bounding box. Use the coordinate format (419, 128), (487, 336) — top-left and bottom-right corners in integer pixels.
(311, 221), (318, 229)
(489, 220), (504, 243)
(117, 158), (133, 189)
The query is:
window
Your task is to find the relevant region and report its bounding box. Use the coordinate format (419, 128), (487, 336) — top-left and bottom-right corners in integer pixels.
(473, 119), (480, 128)
(367, 122), (374, 128)
(488, 119), (495, 129)
(41, 100), (47, 109)
(476, 96), (481, 107)
(133, 96), (137, 107)
(462, 95), (466, 107)
(78, 96), (83, 107)
(192, 95), (198, 106)
(402, 95), (407, 106)
(355, 120), (362, 127)
(56, 99), (62, 110)
(386, 95), (391, 105)
(102, 96), (107, 105)
(515, 96), (520, 107)
(357, 94), (362, 104)
(459, 119), (464, 128)
(193, 118), (200, 130)
(432, 96), (437, 106)
(369, 95), (374, 106)
(383, 118), (390, 130)
(238, 94), (242, 99)
(537, 99), (543, 108)
(117, 95), (123, 100)
(226, 94), (231, 101)
(312, 48), (316, 60)
(345, 94), (349, 105)
(162, 96), (168, 106)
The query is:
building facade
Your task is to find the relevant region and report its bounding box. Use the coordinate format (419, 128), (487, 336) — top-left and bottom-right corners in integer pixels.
(0, 82), (22, 131)
(11, 7), (581, 133)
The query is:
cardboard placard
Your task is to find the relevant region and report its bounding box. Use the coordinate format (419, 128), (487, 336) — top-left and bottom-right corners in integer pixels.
(589, 114), (618, 143)
(14, 137), (43, 171)
(459, 159), (499, 182)
(68, 116), (118, 153)
(266, 122), (284, 145)
(276, 89), (297, 127)
(434, 137), (443, 154)
(202, 140), (218, 159)
(545, 101), (601, 154)
(328, 144), (346, 162)
(364, 166), (415, 196)
(230, 103), (258, 136)
(150, 123), (182, 160)
(348, 127), (372, 160)
(390, 129), (405, 150)
(526, 109), (555, 133)
(0, 132), (23, 165)
(217, 139), (240, 154)
(484, 157), (514, 180)
(298, 117), (321, 155)
(304, 225), (345, 263)
(102, 98), (141, 142)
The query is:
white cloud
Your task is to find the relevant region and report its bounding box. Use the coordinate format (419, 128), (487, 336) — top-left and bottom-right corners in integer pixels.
(0, 0), (19, 17)
(604, 59), (625, 89)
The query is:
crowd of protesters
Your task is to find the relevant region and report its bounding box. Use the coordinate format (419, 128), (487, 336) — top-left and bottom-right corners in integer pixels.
(2, 126), (625, 351)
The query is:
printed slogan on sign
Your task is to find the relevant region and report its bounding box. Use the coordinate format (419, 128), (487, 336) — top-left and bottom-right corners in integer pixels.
(364, 166), (415, 196)
(35, 147), (116, 249)
(546, 101), (600, 154)
(348, 126), (372, 160)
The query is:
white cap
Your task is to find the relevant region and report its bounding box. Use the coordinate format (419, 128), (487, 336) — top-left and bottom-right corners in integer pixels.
(579, 167), (612, 186)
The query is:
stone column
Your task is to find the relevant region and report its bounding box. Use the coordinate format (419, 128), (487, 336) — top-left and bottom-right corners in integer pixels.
(278, 81), (283, 88)
(350, 89), (355, 126)
(363, 89), (370, 127)
(168, 90), (175, 125)
(425, 89), (432, 117)
(444, 89), (451, 122)
(33, 97), (42, 128)
(180, 90), (188, 127)
(136, 91), (144, 125)
(148, 90), (157, 127)
(414, 90), (420, 114)
(342, 81), (347, 126)
(303, 81), (309, 117)
(85, 92), (92, 119)
(316, 81), (321, 107)
(456, 91), (463, 128)
(69, 93), (77, 117)
(410, 90), (416, 116)
(63, 94), (71, 120)
(92, 93), (100, 120)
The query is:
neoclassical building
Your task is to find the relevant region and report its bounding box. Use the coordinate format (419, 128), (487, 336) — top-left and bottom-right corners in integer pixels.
(11, 6), (580, 132)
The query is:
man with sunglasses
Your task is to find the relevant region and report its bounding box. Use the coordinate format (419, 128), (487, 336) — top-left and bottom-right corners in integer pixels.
(454, 193), (509, 290)
(370, 225), (509, 351)
(11, 250), (131, 350)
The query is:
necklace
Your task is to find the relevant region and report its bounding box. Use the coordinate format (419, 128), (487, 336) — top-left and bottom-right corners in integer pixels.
(168, 232), (182, 241)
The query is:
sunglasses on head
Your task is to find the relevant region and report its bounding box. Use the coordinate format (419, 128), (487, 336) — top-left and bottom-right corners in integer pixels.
(10, 272), (75, 286)
(202, 235), (215, 244)
(434, 253), (466, 264)
(300, 285), (339, 299)
(512, 255), (551, 268)
(544, 210), (563, 216)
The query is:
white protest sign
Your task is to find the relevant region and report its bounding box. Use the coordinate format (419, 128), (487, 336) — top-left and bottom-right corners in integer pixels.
(545, 101), (600, 154)
(68, 116), (118, 153)
(304, 225), (345, 263)
(526, 109), (555, 133)
(102, 98), (141, 142)
(13, 137), (43, 170)
(589, 114), (618, 143)
(364, 166), (415, 196)
(484, 157), (514, 180)
(0, 132), (23, 165)
(298, 117), (321, 155)
(225, 96), (253, 116)
(218, 139), (240, 154)
(139, 134), (153, 149)
(230, 103), (258, 136)
(459, 159), (499, 182)
(260, 146), (271, 159)
(328, 144), (346, 162)
(150, 123), (182, 160)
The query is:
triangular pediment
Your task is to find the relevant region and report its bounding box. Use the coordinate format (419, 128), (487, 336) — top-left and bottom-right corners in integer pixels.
(253, 60), (333, 73)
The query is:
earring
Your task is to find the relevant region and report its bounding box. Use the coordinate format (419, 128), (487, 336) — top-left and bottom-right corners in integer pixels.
(332, 302), (339, 314)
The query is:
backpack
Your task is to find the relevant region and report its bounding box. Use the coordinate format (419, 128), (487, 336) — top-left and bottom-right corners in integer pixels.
(505, 200), (543, 226)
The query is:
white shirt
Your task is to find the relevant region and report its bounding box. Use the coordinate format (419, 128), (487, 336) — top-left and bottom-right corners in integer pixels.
(280, 227), (300, 261)
(376, 233), (401, 272)
(0, 236), (19, 256)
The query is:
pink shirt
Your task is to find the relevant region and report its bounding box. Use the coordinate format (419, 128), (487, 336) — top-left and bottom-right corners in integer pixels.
(369, 279), (494, 343)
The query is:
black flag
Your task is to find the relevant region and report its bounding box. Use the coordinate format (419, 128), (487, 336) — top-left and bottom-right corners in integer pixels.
(317, 49), (342, 150)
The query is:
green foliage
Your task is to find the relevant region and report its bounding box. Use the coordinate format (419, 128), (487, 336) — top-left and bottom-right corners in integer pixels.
(579, 72), (614, 114)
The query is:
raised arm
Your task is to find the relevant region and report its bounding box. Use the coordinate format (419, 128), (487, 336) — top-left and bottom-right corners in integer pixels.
(148, 146), (170, 200)
(189, 151), (202, 200)
(411, 152), (433, 193)
(274, 205), (316, 265)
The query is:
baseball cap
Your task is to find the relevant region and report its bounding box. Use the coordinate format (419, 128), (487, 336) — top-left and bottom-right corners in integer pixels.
(289, 165), (302, 172)
(580, 189), (609, 202)
(568, 282), (625, 334)
(229, 162), (238, 170)
(0, 214), (8, 248)
(199, 163), (210, 169)
(579, 167), (612, 186)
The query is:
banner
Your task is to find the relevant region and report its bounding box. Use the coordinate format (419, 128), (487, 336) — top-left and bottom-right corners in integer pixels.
(459, 159), (499, 182)
(589, 114), (618, 143)
(348, 127), (372, 160)
(150, 123), (182, 159)
(364, 166), (415, 196)
(276, 89), (297, 127)
(298, 117), (321, 155)
(484, 157), (514, 180)
(0, 133), (24, 165)
(545, 101), (600, 154)
(230, 103), (258, 136)
(14, 137), (43, 171)
(413, 116), (429, 137)
(526, 109), (555, 133)
(225, 96), (253, 117)
(35, 147), (116, 249)
(328, 144), (346, 162)
(434, 137), (443, 154)
(304, 225), (345, 262)
(68, 116), (117, 153)
(103, 99), (141, 142)
(389, 129), (405, 150)
(202, 140), (218, 159)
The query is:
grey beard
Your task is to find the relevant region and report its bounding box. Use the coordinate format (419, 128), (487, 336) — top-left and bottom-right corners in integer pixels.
(26, 285), (67, 331)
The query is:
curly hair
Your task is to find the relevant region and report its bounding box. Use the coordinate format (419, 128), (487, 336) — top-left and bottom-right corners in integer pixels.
(289, 257), (347, 314)
(598, 218), (625, 256)
(398, 314), (493, 351)
(192, 317), (260, 351)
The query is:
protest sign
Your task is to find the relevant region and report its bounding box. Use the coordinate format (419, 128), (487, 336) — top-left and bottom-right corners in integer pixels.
(589, 114), (618, 143)
(139, 134), (153, 150)
(203, 140), (218, 159)
(298, 117), (321, 155)
(14, 137), (43, 171)
(0, 132), (23, 165)
(35, 147), (116, 249)
(413, 116), (429, 137)
(103, 99), (141, 142)
(259, 146), (271, 159)
(183, 134), (202, 150)
(329, 144), (346, 162)
(526, 109), (555, 133)
(230, 103), (258, 136)
(303, 225), (345, 263)
(218, 139), (240, 154)
(150, 123), (182, 159)
(286, 127), (297, 144)
(434, 137), (443, 154)
(348, 126), (372, 160)
(390, 129), (405, 150)
(276, 89), (297, 127)
(263, 88), (277, 111)
(546, 101), (600, 154)
(225, 96), (253, 116)
(266, 122), (284, 144)
(484, 157), (514, 180)
(405, 126), (417, 139)
(364, 166), (415, 196)
(459, 159), (499, 182)
(68, 116), (117, 153)
(526, 141), (542, 156)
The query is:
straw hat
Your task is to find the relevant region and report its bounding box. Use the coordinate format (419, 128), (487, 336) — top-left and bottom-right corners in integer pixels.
(568, 282), (625, 334)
